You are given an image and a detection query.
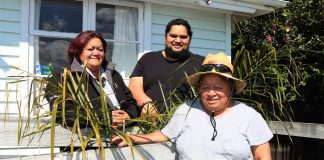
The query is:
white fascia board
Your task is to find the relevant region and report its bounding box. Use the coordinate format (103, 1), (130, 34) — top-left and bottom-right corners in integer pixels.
(207, 0), (276, 11)
(136, 0), (287, 15)
(134, 0), (233, 14)
(199, 1), (257, 14)
(239, 0), (289, 8)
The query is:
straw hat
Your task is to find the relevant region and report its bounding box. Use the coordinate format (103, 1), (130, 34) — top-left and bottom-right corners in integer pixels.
(187, 53), (246, 94)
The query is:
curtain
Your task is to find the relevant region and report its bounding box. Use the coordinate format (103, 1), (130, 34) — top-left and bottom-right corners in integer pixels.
(112, 6), (138, 79)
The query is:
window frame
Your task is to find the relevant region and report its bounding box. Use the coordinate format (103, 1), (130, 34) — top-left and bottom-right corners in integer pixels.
(28, 0), (144, 77)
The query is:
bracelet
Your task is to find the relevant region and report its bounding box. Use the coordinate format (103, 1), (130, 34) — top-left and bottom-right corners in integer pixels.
(140, 101), (154, 108)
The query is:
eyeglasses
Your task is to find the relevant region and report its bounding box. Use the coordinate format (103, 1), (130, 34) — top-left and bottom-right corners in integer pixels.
(200, 64), (232, 74)
(210, 112), (217, 141)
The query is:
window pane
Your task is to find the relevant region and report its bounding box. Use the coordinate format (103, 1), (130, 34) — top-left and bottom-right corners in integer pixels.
(96, 4), (115, 39)
(111, 42), (139, 78)
(96, 4), (138, 41)
(37, 0), (82, 32)
(105, 41), (114, 61)
(96, 3), (139, 78)
(38, 37), (71, 72)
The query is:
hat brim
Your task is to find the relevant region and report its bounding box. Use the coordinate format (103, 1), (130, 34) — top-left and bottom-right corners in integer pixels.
(187, 71), (246, 94)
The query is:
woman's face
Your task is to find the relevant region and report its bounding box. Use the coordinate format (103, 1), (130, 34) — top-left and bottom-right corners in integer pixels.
(80, 37), (105, 72)
(165, 25), (190, 52)
(199, 74), (232, 113)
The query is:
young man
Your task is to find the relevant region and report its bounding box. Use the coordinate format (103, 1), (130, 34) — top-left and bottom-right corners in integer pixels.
(129, 18), (204, 115)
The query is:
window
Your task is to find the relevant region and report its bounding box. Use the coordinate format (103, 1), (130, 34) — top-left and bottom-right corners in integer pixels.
(95, 3), (139, 78)
(36, 0), (83, 32)
(32, 0), (143, 78)
(33, 0), (82, 72)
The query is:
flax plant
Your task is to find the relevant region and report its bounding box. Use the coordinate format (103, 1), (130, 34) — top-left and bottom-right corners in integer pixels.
(5, 44), (303, 159)
(138, 44), (303, 133)
(232, 45), (302, 121)
(135, 60), (200, 133)
(5, 65), (141, 160)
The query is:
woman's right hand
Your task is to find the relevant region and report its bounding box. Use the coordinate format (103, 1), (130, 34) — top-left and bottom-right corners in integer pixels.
(112, 110), (130, 128)
(110, 135), (130, 148)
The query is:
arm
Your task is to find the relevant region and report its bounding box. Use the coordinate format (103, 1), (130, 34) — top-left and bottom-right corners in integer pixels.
(113, 70), (139, 119)
(129, 77), (157, 115)
(246, 110), (273, 160)
(110, 70), (139, 127)
(111, 131), (169, 148)
(251, 142), (272, 160)
(129, 76), (151, 106)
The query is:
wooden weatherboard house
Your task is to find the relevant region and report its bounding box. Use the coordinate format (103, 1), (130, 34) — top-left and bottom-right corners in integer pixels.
(0, 0), (287, 159)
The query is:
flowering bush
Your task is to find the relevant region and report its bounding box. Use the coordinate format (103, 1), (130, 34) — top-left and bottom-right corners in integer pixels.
(232, 0), (324, 122)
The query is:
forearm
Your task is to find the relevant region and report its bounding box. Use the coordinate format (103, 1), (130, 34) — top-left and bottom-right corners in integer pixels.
(129, 131), (169, 145)
(130, 86), (152, 107)
(129, 77), (153, 106)
(129, 77), (158, 115)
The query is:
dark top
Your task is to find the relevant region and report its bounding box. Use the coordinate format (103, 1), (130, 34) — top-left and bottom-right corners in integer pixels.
(45, 58), (139, 128)
(131, 51), (204, 112)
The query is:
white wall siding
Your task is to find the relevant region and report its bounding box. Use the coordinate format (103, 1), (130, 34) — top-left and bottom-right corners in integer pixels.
(0, 21), (20, 34)
(0, 32), (20, 46)
(0, 0), (22, 114)
(0, 8), (20, 21)
(0, 78), (21, 114)
(0, 0), (20, 46)
(0, 0), (20, 9)
(151, 4), (229, 56)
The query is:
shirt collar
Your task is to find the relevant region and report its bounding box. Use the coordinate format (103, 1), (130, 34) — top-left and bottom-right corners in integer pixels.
(85, 66), (107, 81)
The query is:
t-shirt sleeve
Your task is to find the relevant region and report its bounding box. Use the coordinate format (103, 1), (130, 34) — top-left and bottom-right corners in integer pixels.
(246, 112), (273, 146)
(161, 105), (187, 142)
(130, 55), (145, 77)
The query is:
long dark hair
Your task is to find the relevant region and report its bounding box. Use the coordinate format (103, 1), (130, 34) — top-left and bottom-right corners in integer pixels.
(67, 30), (107, 64)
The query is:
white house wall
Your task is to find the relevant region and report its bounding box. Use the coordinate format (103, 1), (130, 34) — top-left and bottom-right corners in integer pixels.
(0, 1), (234, 115)
(0, 0), (25, 114)
(0, 0), (233, 115)
(151, 4), (230, 57)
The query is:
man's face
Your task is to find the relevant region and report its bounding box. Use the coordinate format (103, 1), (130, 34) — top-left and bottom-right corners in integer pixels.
(165, 25), (190, 52)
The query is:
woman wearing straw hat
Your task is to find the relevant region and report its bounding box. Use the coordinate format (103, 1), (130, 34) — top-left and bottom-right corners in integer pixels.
(111, 53), (273, 159)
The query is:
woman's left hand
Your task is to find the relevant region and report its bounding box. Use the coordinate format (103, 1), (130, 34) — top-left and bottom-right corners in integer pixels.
(110, 135), (129, 148)
(112, 110), (130, 128)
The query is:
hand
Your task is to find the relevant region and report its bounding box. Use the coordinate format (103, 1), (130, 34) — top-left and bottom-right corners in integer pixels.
(112, 110), (130, 128)
(110, 135), (129, 148)
(140, 102), (158, 116)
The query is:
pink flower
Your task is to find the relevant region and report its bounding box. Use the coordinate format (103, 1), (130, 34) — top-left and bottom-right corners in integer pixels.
(266, 35), (273, 43)
(282, 35), (291, 42)
(285, 21), (289, 26)
(272, 25), (278, 30)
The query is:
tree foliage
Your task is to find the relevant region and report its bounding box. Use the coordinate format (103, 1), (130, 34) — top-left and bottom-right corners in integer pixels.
(232, 0), (324, 122)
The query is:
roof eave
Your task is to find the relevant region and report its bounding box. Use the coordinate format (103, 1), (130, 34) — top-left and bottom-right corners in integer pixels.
(136, 0), (288, 18)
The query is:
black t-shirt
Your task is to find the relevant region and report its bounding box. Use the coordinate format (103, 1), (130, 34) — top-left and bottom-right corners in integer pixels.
(131, 51), (204, 112)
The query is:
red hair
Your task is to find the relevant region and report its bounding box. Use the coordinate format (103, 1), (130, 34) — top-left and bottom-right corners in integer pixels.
(67, 30), (107, 64)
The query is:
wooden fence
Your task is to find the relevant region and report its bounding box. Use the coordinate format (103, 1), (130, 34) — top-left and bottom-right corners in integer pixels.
(1, 117), (323, 159)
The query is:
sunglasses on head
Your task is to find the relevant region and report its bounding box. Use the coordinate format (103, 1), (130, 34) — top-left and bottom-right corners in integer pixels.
(200, 64), (232, 74)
